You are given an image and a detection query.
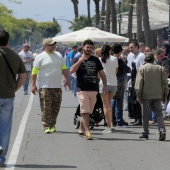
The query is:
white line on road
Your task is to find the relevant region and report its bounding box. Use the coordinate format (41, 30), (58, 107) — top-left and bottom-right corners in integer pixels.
(5, 94), (34, 169)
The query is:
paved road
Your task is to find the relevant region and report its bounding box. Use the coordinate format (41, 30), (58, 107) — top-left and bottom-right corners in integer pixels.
(2, 88), (170, 170)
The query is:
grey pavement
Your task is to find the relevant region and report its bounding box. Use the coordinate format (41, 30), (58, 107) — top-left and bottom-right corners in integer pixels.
(2, 87), (170, 170)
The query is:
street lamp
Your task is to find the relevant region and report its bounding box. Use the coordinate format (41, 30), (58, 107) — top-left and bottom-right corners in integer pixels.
(59, 16), (65, 35)
(118, 0), (122, 35)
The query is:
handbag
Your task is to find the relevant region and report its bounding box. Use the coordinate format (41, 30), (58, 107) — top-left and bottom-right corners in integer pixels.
(113, 85), (123, 100)
(0, 49), (16, 81)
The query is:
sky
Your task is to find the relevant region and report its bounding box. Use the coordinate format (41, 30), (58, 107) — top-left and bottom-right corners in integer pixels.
(0, 0), (101, 35)
(1, 0), (119, 35)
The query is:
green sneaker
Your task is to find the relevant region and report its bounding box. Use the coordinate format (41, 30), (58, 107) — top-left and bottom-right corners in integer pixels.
(44, 127), (51, 134)
(50, 126), (56, 132)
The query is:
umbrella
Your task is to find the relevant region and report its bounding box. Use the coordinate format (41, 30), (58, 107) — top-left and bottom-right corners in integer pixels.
(53, 27), (129, 43)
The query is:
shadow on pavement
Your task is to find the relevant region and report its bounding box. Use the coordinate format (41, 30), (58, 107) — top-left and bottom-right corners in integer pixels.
(6, 164), (77, 168)
(93, 137), (144, 141)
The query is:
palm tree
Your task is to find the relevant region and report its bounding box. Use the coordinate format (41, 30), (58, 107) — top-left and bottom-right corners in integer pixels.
(110, 0), (117, 33)
(71, 0), (79, 18)
(69, 15), (89, 31)
(127, 0), (135, 42)
(105, 0), (111, 32)
(93, 0), (100, 28)
(141, 0), (152, 48)
(100, 0), (105, 30)
(87, 0), (91, 26)
(136, 0), (144, 42)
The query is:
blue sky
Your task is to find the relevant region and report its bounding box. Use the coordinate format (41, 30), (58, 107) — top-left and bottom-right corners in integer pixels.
(0, 0), (97, 34)
(1, 0), (119, 34)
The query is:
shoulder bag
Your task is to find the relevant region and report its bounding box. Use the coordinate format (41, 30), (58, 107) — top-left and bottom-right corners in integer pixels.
(0, 49), (16, 81)
(113, 85), (123, 100)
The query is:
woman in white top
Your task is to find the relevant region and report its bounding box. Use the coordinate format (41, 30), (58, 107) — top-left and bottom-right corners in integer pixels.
(99, 44), (118, 133)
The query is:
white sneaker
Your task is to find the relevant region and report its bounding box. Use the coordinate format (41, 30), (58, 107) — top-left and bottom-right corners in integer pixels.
(0, 146), (3, 155)
(103, 128), (113, 133)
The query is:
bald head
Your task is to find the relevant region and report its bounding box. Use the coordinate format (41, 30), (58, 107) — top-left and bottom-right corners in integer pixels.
(23, 43), (30, 52)
(145, 46), (151, 53)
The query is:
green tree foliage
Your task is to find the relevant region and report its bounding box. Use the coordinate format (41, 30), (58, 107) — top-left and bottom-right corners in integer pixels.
(0, 2), (61, 46)
(8, 0), (21, 3)
(0, 5), (23, 45)
(68, 15), (89, 31)
(38, 22), (60, 38)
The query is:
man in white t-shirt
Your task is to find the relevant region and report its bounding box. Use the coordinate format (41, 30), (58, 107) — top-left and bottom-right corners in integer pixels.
(19, 44), (34, 95)
(31, 38), (70, 134)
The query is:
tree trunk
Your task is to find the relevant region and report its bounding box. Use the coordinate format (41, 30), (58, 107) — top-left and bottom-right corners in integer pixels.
(100, 0), (105, 30)
(136, 0), (144, 42)
(127, 0), (135, 42)
(93, 0), (100, 28)
(157, 29), (163, 48)
(105, 0), (111, 32)
(110, 0), (117, 33)
(141, 0), (152, 48)
(71, 0), (79, 18)
(87, 0), (91, 26)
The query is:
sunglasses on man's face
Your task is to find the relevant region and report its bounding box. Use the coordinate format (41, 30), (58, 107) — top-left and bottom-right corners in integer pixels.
(48, 43), (56, 46)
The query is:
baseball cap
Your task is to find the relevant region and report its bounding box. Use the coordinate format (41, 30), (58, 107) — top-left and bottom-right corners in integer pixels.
(43, 38), (56, 46)
(111, 43), (123, 52)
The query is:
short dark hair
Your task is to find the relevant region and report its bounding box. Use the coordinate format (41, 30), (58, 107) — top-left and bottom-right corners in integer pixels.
(130, 41), (139, 49)
(83, 39), (94, 46)
(0, 30), (9, 46)
(72, 45), (77, 49)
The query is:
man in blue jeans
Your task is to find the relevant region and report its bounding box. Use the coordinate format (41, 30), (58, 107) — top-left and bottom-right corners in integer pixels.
(0, 30), (26, 166)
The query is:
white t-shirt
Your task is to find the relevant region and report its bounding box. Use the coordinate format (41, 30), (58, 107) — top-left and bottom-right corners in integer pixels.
(19, 50), (34, 71)
(127, 51), (145, 76)
(33, 51), (66, 88)
(99, 55), (118, 86)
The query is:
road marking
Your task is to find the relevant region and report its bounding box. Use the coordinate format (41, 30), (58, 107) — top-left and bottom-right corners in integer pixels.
(5, 94), (34, 169)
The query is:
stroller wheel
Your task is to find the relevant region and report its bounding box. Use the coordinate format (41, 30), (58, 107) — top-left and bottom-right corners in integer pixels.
(73, 117), (80, 129)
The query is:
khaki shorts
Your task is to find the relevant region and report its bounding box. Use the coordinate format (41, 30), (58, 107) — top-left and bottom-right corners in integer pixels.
(77, 91), (98, 114)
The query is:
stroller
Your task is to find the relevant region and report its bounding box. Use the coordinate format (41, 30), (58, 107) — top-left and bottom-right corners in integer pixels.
(73, 93), (107, 129)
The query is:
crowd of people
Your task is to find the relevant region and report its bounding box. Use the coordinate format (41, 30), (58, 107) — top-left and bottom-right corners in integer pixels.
(0, 28), (170, 166)
(65, 40), (170, 141)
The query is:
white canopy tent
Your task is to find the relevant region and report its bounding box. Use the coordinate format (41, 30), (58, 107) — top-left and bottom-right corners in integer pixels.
(53, 27), (129, 43)
(120, 0), (169, 34)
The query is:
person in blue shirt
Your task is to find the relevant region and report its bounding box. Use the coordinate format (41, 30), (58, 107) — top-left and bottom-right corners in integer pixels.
(66, 45), (78, 91)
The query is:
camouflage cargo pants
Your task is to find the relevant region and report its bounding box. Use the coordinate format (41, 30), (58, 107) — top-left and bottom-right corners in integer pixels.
(39, 88), (62, 129)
